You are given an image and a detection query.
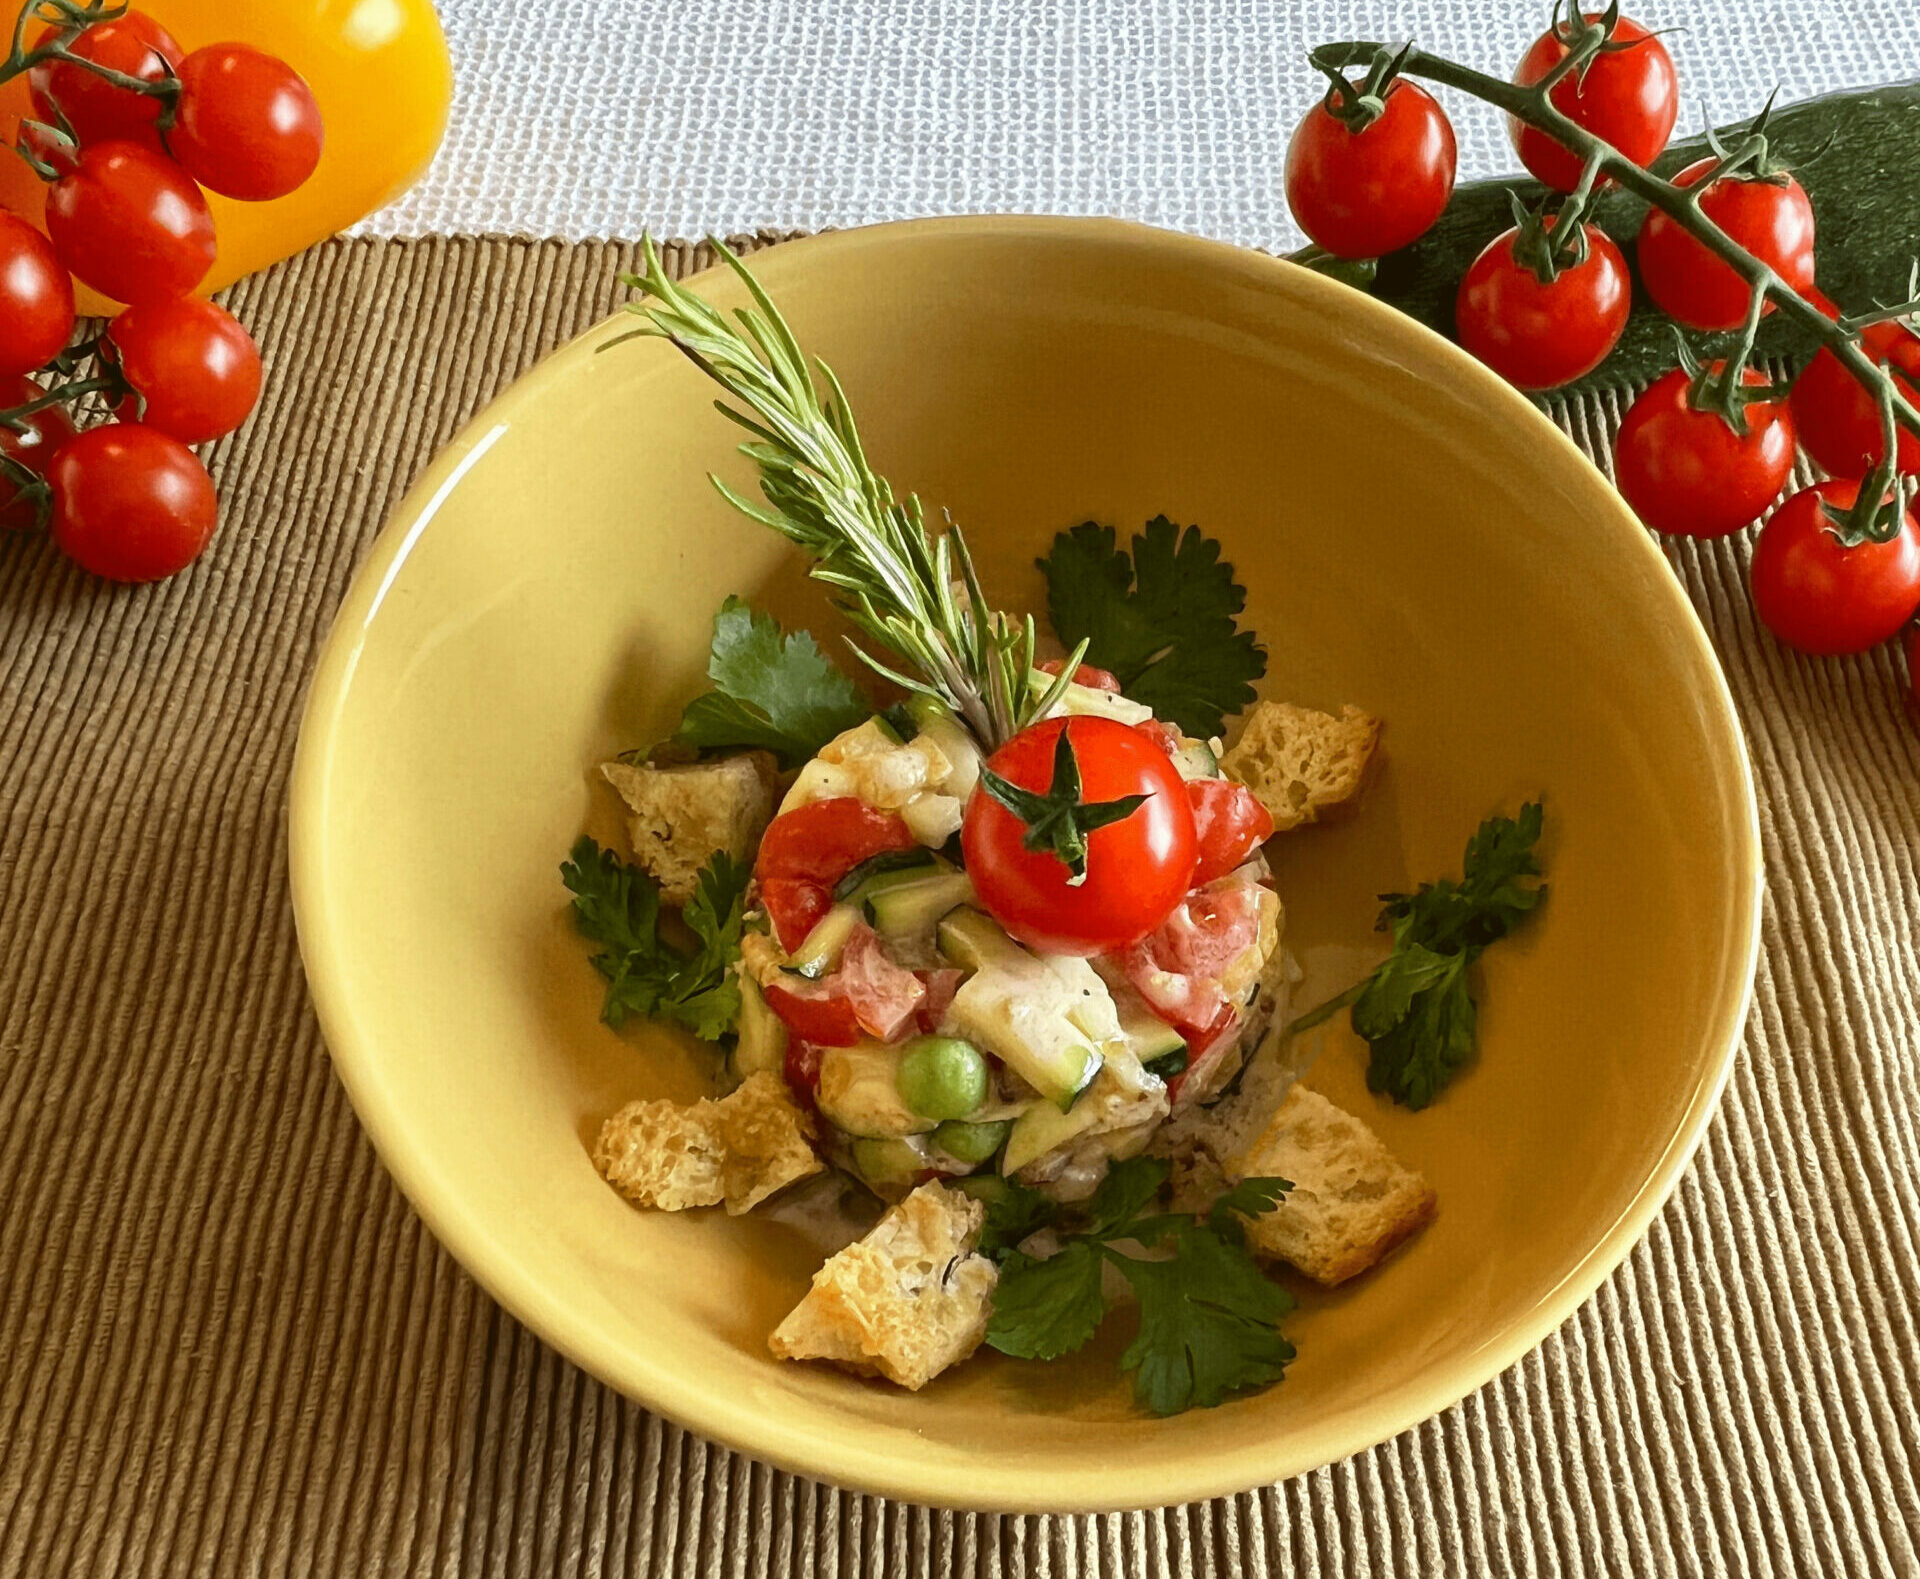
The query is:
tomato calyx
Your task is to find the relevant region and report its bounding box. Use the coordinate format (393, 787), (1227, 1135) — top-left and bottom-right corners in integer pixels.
(1671, 333), (1791, 439)
(1504, 193), (1595, 285)
(1306, 40), (1411, 132)
(977, 726), (1153, 883)
(1818, 481), (1919, 550)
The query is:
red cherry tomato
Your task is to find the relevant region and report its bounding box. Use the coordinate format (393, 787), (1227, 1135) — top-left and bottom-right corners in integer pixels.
(758, 878), (833, 953)
(783, 1038), (826, 1106)
(29, 14), (183, 147)
(1614, 366), (1796, 538)
(1187, 778), (1273, 885)
(1791, 321), (1920, 481)
(47, 422), (218, 581)
(44, 141), (215, 308)
(962, 716), (1197, 956)
(1285, 79), (1457, 261)
(0, 373), (79, 529)
(762, 979), (863, 1047)
(1135, 719), (1184, 758)
(1750, 480), (1920, 655)
(1455, 222), (1630, 391)
(169, 45), (324, 202)
(755, 798), (916, 949)
(106, 296), (262, 444)
(1637, 160), (1816, 332)
(1509, 14), (1678, 193)
(1036, 656), (1121, 693)
(0, 213), (75, 378)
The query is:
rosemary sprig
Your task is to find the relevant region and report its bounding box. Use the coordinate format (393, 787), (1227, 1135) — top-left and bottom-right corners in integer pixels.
(613, 236), (1081, 751)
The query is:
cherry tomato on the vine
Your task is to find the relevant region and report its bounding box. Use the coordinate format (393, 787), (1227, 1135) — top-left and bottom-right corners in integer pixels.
(962, 715), (1197, 956)
(1455, 221), (1630, 390)
(106, 296), (262, 445)
(1510, 14), (1677, 193)
(1614, 366), (1796, 538)
(47, 422), (217, 582)
(0, 373), (78, 530)
(29, 14), (184, 148)
(169, 45), (325, 202)
(1791, 319), (1920, 481)
(0, 212), (75, 378)
(1750, 479), (1920, 656)
(1637, 160), (1815, 331)
(44, 141), (216, 308)
(1285, 79), (1457, 261)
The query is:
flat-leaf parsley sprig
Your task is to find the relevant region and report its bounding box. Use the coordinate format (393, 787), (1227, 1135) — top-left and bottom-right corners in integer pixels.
(613, 237), (1086, 752)
(980, 1158), (1297, 1415)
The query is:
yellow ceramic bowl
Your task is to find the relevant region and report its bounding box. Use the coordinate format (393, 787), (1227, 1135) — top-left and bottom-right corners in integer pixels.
(290, 218), (1761, 1512)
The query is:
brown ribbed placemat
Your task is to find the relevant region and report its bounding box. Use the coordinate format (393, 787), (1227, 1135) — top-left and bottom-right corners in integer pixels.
(2, 234), (1917, 1579)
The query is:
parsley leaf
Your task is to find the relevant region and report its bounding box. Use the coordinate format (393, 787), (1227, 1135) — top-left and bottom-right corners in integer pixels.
(560, 837), (751, 1039)
(1037, 517), (1266, 738)
(1293, 803), (1545, 1110)
(982, 1156), (1296, 1414)
(672, 597), (870, 768)
(969, 1175), (1058, 1259)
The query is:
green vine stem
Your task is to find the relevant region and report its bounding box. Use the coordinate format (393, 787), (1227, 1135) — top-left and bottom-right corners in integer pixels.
(1310, 29), (1920, 543)
(0, 0), (180, 144)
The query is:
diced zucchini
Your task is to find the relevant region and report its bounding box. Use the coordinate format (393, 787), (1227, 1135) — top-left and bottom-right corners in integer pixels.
(1110, 982), (1187, 1064)
(935, 907), (1020, 970)
(831, 847), (939, 902)
(1027, 669), (1153, 725)
(850, 1135), (934, 1188)
(782, 903), (862, 980)
(733, 974), (789, 1078)
(932, 1118), (1010, 1166)
(816, 1041), (934, 1138)
(1143, 1049), (1188, 1081)
(1168, 737), (1219, 781)
(865, 869), (975, 941)
(1001, 1098), (1105, 1176)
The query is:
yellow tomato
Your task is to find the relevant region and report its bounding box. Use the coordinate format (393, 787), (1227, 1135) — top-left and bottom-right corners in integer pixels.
(0, 0), (451, 312)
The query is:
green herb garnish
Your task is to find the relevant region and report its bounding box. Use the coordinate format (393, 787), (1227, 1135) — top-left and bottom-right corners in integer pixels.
(560, 837), (751, 1039)
(1037, 517), (1267, 738)
(1292, 802), (1546, 1108)
(982, 1157), (1295, 1415)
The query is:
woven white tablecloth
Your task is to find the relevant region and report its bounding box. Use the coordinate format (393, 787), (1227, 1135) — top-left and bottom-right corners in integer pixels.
(374, 0), (1917, 250)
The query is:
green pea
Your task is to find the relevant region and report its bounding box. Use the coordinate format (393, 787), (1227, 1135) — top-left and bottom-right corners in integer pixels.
(933, 1119), (1010, 1166)
(896, 1035), (990, 1121)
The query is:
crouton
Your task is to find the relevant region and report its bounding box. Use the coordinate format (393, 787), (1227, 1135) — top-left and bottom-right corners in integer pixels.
(1234, 1086), (1435, 1284)
(593, 1071), (822, 1215)
(769, 1181), (998, 1389)
(600, 751), (778, 906)
(1221, 702), (1381, 832)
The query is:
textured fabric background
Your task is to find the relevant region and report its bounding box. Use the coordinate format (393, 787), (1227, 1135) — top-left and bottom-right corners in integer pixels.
(2, 234), (1919, 1579)
(369, 0), (1920, 251)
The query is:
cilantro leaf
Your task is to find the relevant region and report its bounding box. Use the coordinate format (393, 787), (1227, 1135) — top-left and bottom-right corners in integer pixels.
(1038, 517), (1266, 737)
(1119, 1226), (1296, 1415)
(1082, 1155), (1171, 1238)
(969, 1176), (1058, 1259)
(672, 597), (869, 768)
(1207, 1176), (1294, 1238)
(984, 1242), (1108, 1360)
(560, 837), (750, 1040)
(1292, 803), (1545, 1110)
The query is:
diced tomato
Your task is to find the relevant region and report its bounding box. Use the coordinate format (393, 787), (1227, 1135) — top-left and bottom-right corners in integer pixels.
(755, 797), (915, 886)
(783, 1038), (826, 1105)
(1123, 881), (1267, 1037)
(1135, 719), (1185, 758)
(759, 878), (832, 952)
(762, 979), (863, 1046)
(1038, 657), (1121, 693)
(1187, 779), (1273, 885)
(914, 967), (964, 1032)
(1166, 1006), (1241, 1105)
(839, 926), (926, 1041)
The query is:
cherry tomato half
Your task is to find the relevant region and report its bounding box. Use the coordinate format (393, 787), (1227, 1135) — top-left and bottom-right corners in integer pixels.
(755, 797), (916, 949)
(1036, 656), (1120, 693)
(0, 372), (78, 529)
(44, 141), (216, 308)
(783, 1038), (826, 1106)
(1637, 160), (1816, 332)
(1750, 480), (1920, 656)
(106, 296), (262, 445)
(762, 979), (863, 1047)
(962, 715), (1197, 956)
(1187, 778), (1273, 885)
(1455, 222), (1630, 391)
(169, 45), (324, 203)
(0, 212), (75, 378)
(1791, 319), (1920, 481)
(1510, 13), (1678, 193)
(29, 13), (183, 147)
(1285, 79), (1457, 261)
(48, 422), (218, 581)
(1614, 365), (1796, 538)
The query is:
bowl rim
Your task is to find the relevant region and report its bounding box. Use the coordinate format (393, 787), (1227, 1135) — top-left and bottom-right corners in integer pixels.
(288, 214), (1763, 1513)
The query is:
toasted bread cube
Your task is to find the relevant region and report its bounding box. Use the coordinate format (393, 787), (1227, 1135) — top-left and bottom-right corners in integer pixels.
(593, 1071), (821, 1215)
(769, 1182), (998, 1390)
(1235, 1086), (1435, 1285)
(1221, 702), (1380, 832)
(600, 751), (778, 906)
